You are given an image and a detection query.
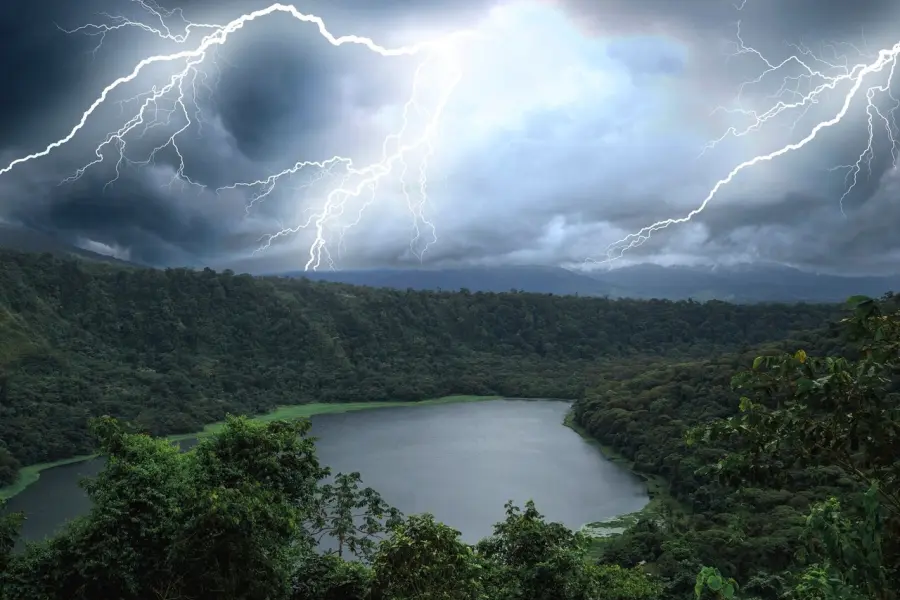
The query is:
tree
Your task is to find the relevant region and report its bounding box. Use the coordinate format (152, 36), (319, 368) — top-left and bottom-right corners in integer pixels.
(0, 500), (22, 575)
(476, 500), (660, 600)
(592, 564), (664, 600)
(291, 554), (372, 600)
(170, 415), (330, 600)
(0, 447), (20, 488)
(1, 415), (330, 600)
(688, 296), (900, 600)
(370, 513), (483, 600)
(307, 471), (402, 560)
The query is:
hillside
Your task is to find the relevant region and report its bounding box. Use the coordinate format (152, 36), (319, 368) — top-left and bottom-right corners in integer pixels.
(571, 295), (900, 598)
(0, 249), (841, 484)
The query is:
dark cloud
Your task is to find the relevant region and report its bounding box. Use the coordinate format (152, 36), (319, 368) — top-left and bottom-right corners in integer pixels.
(1, 0), (900, 273)
(8, 167), (225, 265)
(699, 191), (826, 239)
(0, 0), (116, 146)
(557, 0), (896, 41)
(213, 34), (340, 160)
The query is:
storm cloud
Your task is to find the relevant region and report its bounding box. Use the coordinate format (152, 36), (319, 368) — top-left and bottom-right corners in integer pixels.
(1, 0), (899, 273)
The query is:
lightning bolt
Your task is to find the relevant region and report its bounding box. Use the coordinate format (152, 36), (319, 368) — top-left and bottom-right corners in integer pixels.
(8, 0), (891, 271)
(221, 45), (463, 270)
(0, 0), (472, 270)
(600, 21), (900, 263)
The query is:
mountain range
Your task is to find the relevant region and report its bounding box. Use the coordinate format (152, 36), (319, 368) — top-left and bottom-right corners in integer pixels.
(286, 263), (898, 303)
(1, 223), (895, 303)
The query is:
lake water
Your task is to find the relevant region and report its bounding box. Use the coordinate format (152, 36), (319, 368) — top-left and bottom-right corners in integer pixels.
(4, 399), (648, 546)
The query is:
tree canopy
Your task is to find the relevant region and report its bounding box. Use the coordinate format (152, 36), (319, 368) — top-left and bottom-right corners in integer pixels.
(0, 416), (660, 600)
(0, 249), (838, 486)
(576, 294), (899, 599)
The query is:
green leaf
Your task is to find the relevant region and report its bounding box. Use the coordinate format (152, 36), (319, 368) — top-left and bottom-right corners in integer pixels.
(796, 378), (814, 393)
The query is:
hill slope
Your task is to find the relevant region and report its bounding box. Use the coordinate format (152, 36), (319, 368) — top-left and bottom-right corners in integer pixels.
(0, 249), (841, 484)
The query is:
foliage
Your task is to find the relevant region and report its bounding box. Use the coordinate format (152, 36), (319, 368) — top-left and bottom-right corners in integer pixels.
(1, 416), (326, 600)
(0, 249), (837, 486)
(478, 500), (605, 600)
(291, 553), (372, 600)
(694, 566), (738, 599)
(0, 500), (21, 574)
(572, 295), (897, 599)
(309, 471), (403, 560)
(370, 513), (483, 600)
(592, 564), (663, 600)
(473, 501), (661, 600)
(4, 249), (897, 600)
(688, 295), (900, 600)
(0, 416), (664, 600)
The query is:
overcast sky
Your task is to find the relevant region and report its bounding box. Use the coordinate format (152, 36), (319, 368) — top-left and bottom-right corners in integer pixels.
(1, 0), (900, 274)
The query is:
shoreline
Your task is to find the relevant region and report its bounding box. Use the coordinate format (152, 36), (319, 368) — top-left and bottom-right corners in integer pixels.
(562, 410), (676, 543)
(0, 394), (503, 501)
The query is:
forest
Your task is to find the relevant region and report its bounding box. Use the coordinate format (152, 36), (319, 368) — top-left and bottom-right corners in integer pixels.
(0, 248), (897, 599)
(574, 294), (899, 599)
(0, 249), (837, 484)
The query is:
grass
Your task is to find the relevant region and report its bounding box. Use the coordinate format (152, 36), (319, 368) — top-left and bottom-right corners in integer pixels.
(0, 455), (98, 501)
(166, 395), (503, 441)
(0, 395), (502, 500)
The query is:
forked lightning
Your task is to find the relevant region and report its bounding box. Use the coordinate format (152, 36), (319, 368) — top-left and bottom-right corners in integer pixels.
(601, 20), (900, 263)
(1, 0), (897, 268)
(0, 0), (471, 270)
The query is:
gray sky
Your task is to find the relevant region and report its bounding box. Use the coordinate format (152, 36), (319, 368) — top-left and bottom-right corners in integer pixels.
(1, 0), (899, 273)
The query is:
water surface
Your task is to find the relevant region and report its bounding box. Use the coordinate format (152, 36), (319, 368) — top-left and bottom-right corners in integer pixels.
(5, 399), (648, 545)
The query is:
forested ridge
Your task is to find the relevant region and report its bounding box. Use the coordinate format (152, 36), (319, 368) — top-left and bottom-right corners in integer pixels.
(0, 249), (838, 483)
(574, 295), (900, 599)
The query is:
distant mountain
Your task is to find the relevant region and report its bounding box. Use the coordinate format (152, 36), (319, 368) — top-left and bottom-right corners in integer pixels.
(283, 265), (613, 296)
(283, 263), (899, 303)
(590, 263), (898, 303)
(0, 223), (138, 267)
(1, 222), (893, 303)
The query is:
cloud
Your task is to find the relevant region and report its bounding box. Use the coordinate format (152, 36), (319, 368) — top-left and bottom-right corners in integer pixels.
(77, 237), (133, 261)
(1, 0), (899, 274)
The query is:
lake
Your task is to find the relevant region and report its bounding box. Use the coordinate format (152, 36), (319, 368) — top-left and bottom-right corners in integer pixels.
(4, 399), (648, 546)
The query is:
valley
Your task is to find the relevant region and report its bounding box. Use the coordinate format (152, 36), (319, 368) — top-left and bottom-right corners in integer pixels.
(0, 248), (897, 600)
